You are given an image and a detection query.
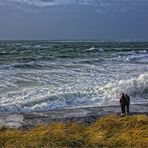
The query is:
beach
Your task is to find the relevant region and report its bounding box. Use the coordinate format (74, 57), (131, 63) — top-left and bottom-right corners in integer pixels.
(0, 103), (148, 129)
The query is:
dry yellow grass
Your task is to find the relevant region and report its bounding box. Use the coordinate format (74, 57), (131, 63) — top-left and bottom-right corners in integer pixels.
(0, 114), (148, 148)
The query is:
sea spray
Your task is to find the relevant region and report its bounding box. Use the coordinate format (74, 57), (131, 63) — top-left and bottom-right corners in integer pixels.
(98, 73), (148, 105)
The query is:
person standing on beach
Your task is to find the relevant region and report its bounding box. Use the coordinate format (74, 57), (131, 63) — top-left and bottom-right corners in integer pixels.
(125, 94), (130, 114)
(120, 93), (127, 115)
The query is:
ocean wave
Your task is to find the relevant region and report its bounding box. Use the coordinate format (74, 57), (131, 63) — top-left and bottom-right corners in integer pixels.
(116, 50), (148, 63)
(87, 47), (105, 52)
(0, 41), (148, 113)
(21, 45), (51, 50)
(0, 92), (92, 113)
(1, 73), (148, 113)
(125, 54), (148, 63)
(98, 73), (148, 105)
(138, 50), (147, 54)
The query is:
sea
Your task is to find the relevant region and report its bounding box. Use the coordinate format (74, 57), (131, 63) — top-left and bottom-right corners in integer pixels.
(0, 41), (148, 113)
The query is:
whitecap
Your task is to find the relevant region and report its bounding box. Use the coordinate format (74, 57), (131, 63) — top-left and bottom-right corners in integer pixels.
(97, 73), (148, 105)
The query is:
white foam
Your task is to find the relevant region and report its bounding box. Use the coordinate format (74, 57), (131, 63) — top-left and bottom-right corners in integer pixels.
(117, 50), (148, 63)
(98, 73), (148, 105)
(96, 48), (104, 52)
(88, 47), (104, 52)
(138, 50), (147, 54)
(88, 46), (95, 51)
(125, 54), (148, 62)
(0, 73), (148, 113)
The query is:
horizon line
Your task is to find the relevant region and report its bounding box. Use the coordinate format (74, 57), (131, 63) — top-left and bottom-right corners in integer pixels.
(0, 39), (148, 42)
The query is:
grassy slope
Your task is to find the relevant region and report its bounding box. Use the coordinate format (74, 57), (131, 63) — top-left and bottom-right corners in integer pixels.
(0, 114), (148, 148)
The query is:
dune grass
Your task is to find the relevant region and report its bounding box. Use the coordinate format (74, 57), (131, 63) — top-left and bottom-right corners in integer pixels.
(0, 114), (148, 147)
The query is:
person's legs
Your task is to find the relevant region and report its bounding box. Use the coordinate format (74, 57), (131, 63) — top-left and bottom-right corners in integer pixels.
(126, 104), (129, 113)
(121, 104), (126, 115)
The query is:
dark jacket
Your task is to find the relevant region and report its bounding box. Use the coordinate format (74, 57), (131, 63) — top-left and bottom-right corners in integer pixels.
(120, 95), (127, 105)
(125, 95), (130, 105)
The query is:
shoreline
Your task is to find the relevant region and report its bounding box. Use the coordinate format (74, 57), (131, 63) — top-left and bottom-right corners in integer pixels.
(0, 103), (148, 129)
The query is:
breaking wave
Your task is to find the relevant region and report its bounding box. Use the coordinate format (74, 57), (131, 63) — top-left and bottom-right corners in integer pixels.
(0, 73), (148, 113)
(98, 73), (148, 105)
(116, 50), (148, 63)
(0, 92), (93, 113)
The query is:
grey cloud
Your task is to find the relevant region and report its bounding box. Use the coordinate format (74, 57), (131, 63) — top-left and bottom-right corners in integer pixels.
(2, 0), (147, 7)
(1, 0), (78, 7)
(16, 0), (73, 7)
(95, 0), (148, 14)
(0, 0), (148, 13)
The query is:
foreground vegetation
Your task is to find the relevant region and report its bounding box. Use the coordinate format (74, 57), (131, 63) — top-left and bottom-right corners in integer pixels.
(0, 114), (148, 148)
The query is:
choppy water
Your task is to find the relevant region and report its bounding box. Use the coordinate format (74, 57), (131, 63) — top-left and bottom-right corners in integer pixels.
(0, 41), (148, 113)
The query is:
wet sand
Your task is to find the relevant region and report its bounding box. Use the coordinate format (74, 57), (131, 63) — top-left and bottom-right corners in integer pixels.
(0, 103), (148, 129)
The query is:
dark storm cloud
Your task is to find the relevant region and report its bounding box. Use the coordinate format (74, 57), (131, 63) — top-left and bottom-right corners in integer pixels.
(0, 0), (148, 40)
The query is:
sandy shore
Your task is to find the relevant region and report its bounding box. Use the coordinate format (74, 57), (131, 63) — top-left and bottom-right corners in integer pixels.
(0, 103), (148, 129)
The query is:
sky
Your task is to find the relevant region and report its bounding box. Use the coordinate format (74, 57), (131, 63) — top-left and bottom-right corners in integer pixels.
(0, 0), (148, 41)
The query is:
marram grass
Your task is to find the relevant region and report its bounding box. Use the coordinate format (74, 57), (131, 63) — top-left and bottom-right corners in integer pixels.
(0, 114), (148, 148)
